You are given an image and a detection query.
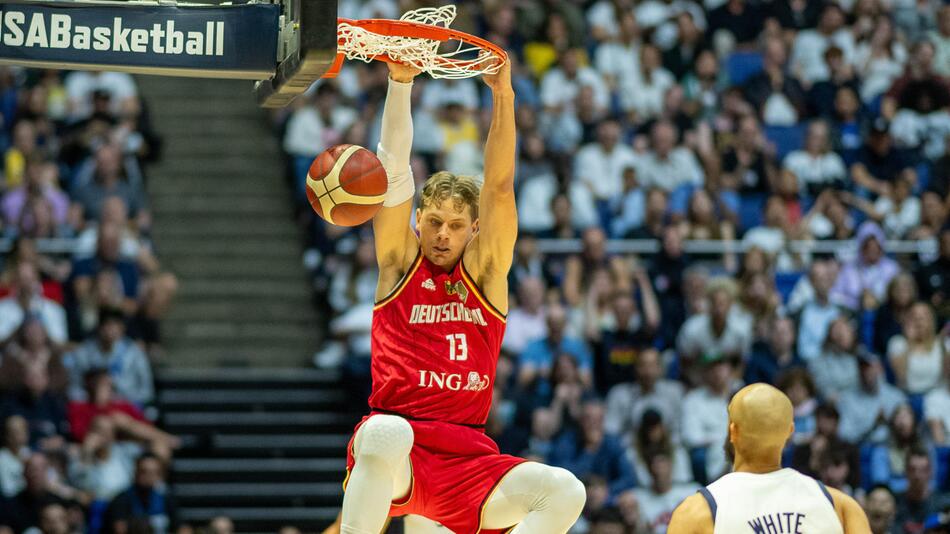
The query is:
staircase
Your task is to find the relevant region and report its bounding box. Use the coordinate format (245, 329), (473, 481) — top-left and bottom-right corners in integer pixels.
(137, 76), (318, 368)
(158, 367), (360, 533)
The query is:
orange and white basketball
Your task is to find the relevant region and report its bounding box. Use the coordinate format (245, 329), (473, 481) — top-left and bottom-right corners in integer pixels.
(306, 144), (388, 226)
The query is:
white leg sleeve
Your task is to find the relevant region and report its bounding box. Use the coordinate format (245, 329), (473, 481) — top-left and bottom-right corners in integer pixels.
(481, 462), (586, 534)
(377, 79), (416, 207)
(341, 415), (414, 534)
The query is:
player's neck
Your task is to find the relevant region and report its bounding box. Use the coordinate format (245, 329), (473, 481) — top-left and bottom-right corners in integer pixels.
(732, 456), (783, 475)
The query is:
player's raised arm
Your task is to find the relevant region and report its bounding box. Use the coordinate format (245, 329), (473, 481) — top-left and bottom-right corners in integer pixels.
(373, 63), (423, 299)
(469, 61), (517, 284)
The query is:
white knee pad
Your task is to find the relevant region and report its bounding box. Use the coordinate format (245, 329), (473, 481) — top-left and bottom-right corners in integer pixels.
(355, 414), (414, 469)
(546, 466), (587, 515)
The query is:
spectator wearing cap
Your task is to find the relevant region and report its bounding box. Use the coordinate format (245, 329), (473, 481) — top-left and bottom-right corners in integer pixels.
(791, 4), (856, 85)
(915, 224), (950, 324)
(783, 120), (848, 197)
(837, 350), (907, 444)
(808, 316), (861, 402)
(743, 315), (804, 385)
(851, 118), (916, 199)
(894, 448), (950, 532)
(63, 307), (153, 406)
(0, 262), (67, 347)
(604, 348), (684, 440)
(681, 352), (733, 483)
(831, 221), (901, 311)
(887, 302), (948, 395)
(549, 400), (637, 503)
(676, 277), (752, 384)
(626, 409), (693, 487)
(101, 453), (175, 534)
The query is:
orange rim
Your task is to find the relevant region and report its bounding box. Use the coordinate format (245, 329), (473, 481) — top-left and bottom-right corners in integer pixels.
(324, 18), (508, 78)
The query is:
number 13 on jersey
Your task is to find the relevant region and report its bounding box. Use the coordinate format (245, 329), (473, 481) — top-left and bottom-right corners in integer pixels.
(446, 333), (468, 361)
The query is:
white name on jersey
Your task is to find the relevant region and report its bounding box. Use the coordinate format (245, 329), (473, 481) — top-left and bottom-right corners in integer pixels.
(409, 303), (488, 326)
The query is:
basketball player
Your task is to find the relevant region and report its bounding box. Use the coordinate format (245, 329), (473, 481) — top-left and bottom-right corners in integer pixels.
(337, 61), (586, 534)
(668, 383), (870, 534)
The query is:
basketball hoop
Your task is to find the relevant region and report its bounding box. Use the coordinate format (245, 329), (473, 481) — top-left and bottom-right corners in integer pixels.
(324, 5), (508, 80)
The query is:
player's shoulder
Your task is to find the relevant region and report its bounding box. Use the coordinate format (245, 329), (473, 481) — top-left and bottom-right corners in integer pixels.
(668, 492), (714, 534)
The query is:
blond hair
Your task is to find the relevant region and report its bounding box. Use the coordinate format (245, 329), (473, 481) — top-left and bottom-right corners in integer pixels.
(419, 171), (481, 220)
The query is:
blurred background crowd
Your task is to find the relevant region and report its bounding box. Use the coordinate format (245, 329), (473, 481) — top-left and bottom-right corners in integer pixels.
(276, 0), (950, 532)
(0, 69), (186, 534)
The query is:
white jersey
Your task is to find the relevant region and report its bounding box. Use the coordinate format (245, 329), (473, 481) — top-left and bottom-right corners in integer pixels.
(701, 468), (843, 534)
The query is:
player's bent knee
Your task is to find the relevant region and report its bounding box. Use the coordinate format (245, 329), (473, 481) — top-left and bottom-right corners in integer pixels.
(355, 414), (413, 468)
(548, 467), (586, 515)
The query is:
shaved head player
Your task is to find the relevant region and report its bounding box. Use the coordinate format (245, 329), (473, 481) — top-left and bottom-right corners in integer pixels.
(337, 61), (586, 534)
(668, 383), (870, 534)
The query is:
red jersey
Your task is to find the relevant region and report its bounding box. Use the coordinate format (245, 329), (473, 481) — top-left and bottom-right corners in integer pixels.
(368, 250), (506, 426)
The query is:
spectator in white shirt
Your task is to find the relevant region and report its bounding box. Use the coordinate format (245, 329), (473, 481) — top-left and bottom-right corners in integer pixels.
(420, 78), (480, 112)
(594, 12), (642, 91)
(619, 45), (676, 123)
(502, 277), (548, 356)
(0, 262), (67, 346)
(795, 259), (843, 361)
(782, 120), (848, 197)
(69, 416), (140, 502)
(282, 84), (358, 158)
(574, 120), (639, 204)
(0, 416), (29, 498)
(843, 175), (921, 238)
(681, 354), (733, 482)
(634, 451), (700, 533)
(636, 120), (704, 192)
(586, 0), (633, 42)
(837, 352), (906, 444)
(64, 71), (138, 122)
(808, 316), (861, 402)
(790, 4), (856, 84)
(540, 49), (610, 113)
(930, 5), (950, 77)
(677, 277), (753, 383)
(924, 366), (950, 445)
(887, 302), (948, 395)
(604, 348), (684, 439)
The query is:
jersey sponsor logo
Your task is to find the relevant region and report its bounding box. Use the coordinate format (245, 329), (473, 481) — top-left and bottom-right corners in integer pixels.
(421, 278), (436, 291)
(408, 302), (488, 326)
(418, 370), (490, 391)
(444, 280), (469, 302)
(748, 512), (805, 534)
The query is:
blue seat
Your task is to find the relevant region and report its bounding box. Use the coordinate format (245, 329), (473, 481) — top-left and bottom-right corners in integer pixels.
(860, 442), (875, 491)
(765, 124), (808, 162)
(937, 446), (950, 491)
(738, 193), (766, 232)
(727, 51), (765, 85)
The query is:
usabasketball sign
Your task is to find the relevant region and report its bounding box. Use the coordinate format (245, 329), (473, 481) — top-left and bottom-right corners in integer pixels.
(0, 2), (279, 79)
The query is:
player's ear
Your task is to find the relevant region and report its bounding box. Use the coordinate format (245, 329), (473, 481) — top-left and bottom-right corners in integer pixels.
(472, 218), (479, 233)
(414, 208), (422, 231)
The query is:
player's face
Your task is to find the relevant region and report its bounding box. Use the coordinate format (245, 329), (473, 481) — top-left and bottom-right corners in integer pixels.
(417, 200), (478, 270)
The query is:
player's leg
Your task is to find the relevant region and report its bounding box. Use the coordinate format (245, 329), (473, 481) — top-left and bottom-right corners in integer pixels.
(403, 515), (450, 533)
(341, 415), (414, 534)
(480, 462), (586, 534)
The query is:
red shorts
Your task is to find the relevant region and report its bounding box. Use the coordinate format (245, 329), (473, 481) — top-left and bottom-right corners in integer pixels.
(344, 415), (526, 534)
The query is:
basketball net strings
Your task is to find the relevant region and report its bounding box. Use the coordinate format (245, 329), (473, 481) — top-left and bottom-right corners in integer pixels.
(337, 5), (503, 79)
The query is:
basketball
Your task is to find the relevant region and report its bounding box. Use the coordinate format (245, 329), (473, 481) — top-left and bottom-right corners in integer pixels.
(306, 144), (388, 226)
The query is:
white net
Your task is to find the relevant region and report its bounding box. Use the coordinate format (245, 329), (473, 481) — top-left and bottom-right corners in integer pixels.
(337, 5), (503, 79)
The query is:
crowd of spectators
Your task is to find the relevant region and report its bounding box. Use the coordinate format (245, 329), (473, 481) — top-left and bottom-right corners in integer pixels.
(0, 68), (182, 534)
(278, 0), (950, 532)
